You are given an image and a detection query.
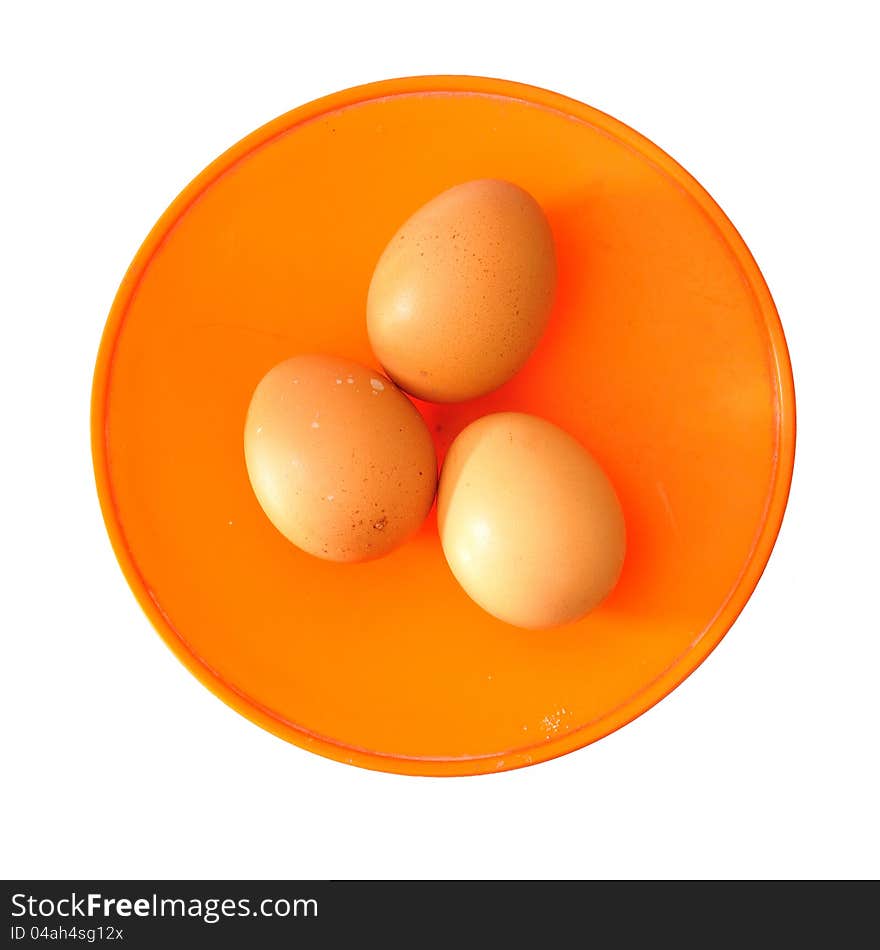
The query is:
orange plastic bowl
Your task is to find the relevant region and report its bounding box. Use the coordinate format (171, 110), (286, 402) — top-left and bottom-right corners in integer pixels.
(92, 76), (795, 775)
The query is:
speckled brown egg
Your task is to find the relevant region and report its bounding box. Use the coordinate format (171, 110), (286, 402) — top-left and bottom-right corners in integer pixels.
(366, 179), (557, 402)
(244, 355), (437, 562)
(438, 412), (626, 629)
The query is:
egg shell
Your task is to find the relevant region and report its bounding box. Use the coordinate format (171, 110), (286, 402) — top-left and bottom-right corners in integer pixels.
(367, 179), (557, 402)
(438, 412), (626, 629)
(244, 355), (437, 562)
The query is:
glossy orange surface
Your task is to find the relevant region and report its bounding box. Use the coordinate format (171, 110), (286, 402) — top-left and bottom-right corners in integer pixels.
(91, 76), (795, 775)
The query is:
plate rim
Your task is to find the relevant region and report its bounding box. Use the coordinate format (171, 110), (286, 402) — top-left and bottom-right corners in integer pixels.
(91, 74), (797, 776)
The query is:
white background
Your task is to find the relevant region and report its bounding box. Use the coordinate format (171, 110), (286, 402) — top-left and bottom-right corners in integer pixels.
(2, 0), (878, 880)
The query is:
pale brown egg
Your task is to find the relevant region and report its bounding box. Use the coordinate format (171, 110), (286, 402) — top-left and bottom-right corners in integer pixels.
(367, 179), (557, 402)
(244, 355), (437, 562)
(438, 412), (626, 629)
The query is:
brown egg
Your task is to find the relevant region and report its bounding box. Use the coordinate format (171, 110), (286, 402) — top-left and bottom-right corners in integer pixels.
(438, 412), (626, 629)
(244, 355), (437, 562)
(367, 179), (557, 402)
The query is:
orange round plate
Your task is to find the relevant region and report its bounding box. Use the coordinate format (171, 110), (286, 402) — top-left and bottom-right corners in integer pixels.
(92, 76), (795, 776)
